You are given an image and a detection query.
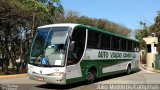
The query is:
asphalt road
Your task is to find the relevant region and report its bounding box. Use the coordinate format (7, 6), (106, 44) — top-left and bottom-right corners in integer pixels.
(0, 68), (160, 90)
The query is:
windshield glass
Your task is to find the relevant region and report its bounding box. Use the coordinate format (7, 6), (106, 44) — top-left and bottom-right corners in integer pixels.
(30, 27), (69, 67)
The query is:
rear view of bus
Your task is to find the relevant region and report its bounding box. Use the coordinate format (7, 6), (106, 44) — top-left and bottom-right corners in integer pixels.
(28, 24), (73, 84)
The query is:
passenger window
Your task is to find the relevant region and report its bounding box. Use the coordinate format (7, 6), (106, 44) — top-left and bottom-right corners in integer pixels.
(87, 30), (100, 48)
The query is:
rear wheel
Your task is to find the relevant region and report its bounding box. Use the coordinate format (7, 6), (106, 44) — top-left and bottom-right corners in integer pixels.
(86, 69), (96, 83)
(126, 65), (131, 74)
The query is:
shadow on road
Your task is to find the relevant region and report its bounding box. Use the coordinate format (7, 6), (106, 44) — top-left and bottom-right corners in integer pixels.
(95, 69), (141, 83)
(36, 69), (141, 89)
(36, 81), (89, 90)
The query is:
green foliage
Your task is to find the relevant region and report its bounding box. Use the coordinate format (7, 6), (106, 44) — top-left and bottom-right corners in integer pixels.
(0, 0), (64, 73)
(12, 0), (49, 12)
(135, 29), (148, 49)
(64, 10), (131, 36)
(135, 11), (160, 52)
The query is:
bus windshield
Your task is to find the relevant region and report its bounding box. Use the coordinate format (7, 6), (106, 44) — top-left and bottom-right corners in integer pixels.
(30, 27), (69, 67)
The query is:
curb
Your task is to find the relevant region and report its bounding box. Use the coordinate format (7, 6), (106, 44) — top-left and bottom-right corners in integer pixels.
(0, 74), (27, 79)
(141, 64), (160, 73)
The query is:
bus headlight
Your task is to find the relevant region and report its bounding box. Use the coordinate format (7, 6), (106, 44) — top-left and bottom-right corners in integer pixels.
(49, 72), (64, 76)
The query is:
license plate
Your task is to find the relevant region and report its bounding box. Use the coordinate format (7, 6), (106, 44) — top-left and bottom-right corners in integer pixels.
(37, 77), (44, 81)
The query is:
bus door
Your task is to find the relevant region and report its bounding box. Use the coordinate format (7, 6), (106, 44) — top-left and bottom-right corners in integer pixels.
(66, 28), (86, 79)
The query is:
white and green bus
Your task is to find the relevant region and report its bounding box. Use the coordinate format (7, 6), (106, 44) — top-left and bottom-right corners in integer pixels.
(28, 23), (140, 84)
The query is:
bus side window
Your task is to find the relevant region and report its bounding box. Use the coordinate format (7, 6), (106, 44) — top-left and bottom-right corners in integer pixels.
(111, 37), (119, 50)
(100, 34), (111, 49)
(121, 39), (127, 51)
(87, 30), (100, 49)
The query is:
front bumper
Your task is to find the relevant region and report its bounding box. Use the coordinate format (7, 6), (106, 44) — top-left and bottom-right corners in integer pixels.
(28, 72), (66, 85)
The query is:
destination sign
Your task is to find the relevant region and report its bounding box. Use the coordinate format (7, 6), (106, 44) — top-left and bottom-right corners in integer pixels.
(98, 51), (136, 59)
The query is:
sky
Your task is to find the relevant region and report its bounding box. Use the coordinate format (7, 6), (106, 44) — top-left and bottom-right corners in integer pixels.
(61, 0), (160, 30)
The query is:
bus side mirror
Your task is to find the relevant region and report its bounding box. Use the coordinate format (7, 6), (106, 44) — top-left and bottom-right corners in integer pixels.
(69, 41), (75, 51)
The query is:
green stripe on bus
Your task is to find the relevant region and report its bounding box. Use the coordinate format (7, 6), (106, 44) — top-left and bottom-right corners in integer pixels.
(80, 59), (131, 78)
(66, 69), (127, 84)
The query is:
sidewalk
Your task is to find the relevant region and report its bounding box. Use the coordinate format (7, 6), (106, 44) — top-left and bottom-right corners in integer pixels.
(141, 64), (160, 73)
(0, 73), (27, 79)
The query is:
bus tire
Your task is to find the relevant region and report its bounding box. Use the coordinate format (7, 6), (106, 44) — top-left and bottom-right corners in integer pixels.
(86, 69), (96, 83)
(126, 65), (131, 74)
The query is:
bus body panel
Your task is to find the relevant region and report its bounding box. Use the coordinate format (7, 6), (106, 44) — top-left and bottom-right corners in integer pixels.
(79, 59), (139, 79)
(65, 63), (85, 84)
(80, 48), (140, 78)
(66, 63), (82, 79)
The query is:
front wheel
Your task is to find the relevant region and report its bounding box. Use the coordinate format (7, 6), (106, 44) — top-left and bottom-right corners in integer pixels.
(86, 69), (96, 83)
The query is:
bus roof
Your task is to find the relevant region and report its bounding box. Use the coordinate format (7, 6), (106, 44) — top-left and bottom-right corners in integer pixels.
(38, 23), (139, 42)
(38, 23), (79, 29)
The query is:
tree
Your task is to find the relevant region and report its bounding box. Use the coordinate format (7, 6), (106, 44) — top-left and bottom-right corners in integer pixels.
(135, 11), (160, 52)
(0, 0), (64, 74)
(64, 10), (131, 36)
(149, 11), (160, 52)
